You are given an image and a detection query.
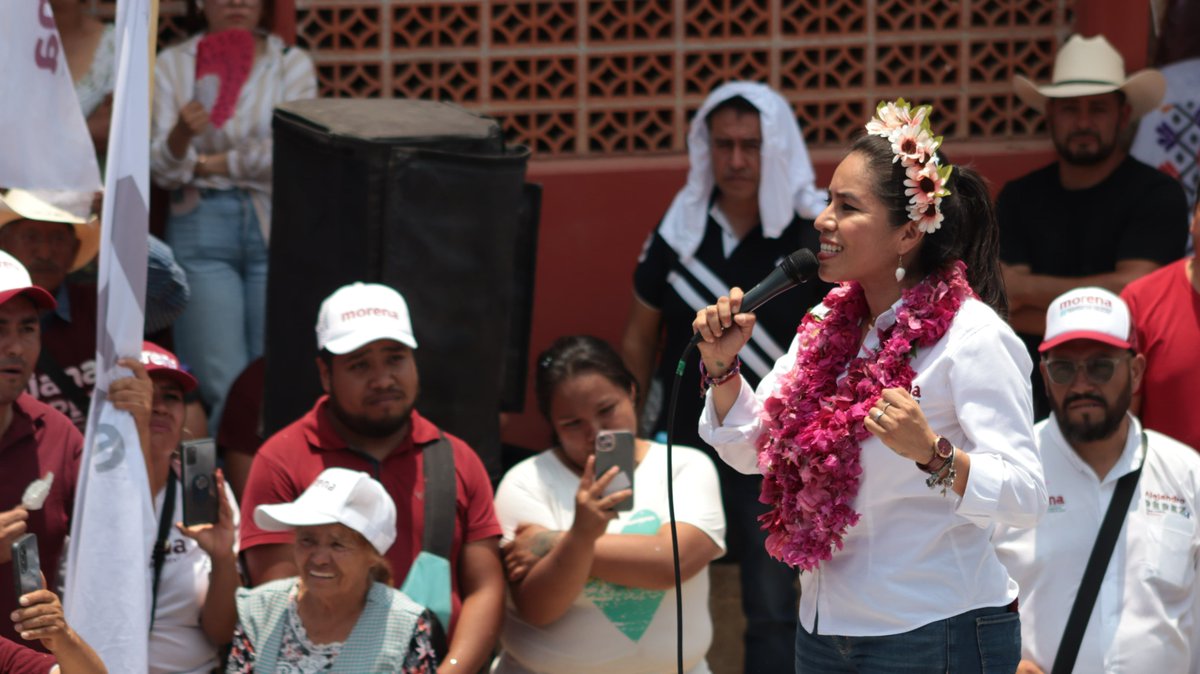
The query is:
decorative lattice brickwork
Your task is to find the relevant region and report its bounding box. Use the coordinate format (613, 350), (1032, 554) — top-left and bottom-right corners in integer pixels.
(116, 0), (1076, 157)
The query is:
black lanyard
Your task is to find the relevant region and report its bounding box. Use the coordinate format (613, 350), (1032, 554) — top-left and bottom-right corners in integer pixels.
(150, 473), (176, 632)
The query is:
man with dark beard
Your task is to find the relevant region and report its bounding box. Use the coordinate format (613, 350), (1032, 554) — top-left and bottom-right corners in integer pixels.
(996, 34), (1189, 419)
(238, 282), (504, 673)
(993, 287), (1200, 674)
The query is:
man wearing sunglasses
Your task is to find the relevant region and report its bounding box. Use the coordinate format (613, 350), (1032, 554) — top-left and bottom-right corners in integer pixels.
(993, 287), (1200, 674)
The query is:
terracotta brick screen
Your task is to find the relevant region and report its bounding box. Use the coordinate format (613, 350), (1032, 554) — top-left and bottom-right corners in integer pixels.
(141, 0), (1075, 157)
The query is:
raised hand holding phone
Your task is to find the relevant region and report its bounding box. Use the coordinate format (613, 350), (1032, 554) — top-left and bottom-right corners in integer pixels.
(571, 456), (629, 542)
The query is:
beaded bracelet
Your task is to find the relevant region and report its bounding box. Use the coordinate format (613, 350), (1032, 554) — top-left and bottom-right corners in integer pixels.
(698, 356), (741, 396)
(924, 447), (957, 496)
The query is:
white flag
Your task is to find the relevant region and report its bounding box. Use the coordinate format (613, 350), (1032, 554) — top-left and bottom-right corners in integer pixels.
(63, 0), (155, 670)
(0, 0), (101, 191)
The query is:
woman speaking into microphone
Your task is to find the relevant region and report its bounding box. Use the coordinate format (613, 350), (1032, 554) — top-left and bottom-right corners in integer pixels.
(693, 99), (1046, 673)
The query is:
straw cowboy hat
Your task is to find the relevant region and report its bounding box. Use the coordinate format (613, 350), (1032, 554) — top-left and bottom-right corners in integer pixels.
(1014, 34), (1166, 118)
(0, 188), (100, 272)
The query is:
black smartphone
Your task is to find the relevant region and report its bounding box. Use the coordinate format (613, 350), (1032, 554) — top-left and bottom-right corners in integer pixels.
(180, 438), (218, 527)
(11, 533), (42, 602)
(594, 430), (635, 512)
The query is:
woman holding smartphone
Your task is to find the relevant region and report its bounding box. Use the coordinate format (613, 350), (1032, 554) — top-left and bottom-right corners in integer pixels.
(492, 335), (726, 674)
(110, 342), (239, 674)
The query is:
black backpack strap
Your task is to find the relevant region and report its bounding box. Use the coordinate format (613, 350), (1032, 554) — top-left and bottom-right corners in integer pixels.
(150, 473), (177, 632)
(421, 433), (456, 560)
(1051, 433), (1147, 674)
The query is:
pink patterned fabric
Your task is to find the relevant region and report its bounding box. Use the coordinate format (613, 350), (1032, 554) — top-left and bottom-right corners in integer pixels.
(756, 261), (974, 570)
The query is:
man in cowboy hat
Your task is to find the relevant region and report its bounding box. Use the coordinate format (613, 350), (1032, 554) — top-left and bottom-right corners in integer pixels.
(621, 81), (829, 672)
(997, 34), (1190, 420)
(0, 189), (101, 428)
(0, 188), (191, 430)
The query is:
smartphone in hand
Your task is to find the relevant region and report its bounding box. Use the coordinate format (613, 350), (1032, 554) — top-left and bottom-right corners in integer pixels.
(180, 438), (218, 527)
(11, 533), (42, 602)
(594, 430), (635, 512)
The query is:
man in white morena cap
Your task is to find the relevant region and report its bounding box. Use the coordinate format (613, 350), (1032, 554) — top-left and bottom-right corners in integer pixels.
(993, 287), (1200, 674)
(238, 282), (503, 672)
(997, 34), (1191, 420)
(620, 81), (830, 672)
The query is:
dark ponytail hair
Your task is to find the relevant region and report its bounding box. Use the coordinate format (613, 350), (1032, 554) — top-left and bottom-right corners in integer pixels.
(534, 336), (638, 423)
(849, 133), (1008, 318)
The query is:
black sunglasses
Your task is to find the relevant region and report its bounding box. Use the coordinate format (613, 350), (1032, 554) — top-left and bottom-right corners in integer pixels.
(1043, 356), (1128, 385)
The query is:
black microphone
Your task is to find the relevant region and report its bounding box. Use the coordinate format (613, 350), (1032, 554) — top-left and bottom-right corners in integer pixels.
(688, 248), (819, 347)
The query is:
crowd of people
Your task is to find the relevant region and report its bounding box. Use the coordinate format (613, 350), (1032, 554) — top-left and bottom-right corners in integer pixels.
(0, 4), (1198, 672)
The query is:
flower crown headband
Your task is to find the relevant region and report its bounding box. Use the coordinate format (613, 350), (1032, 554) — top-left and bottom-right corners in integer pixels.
(864, 98), (953, 234)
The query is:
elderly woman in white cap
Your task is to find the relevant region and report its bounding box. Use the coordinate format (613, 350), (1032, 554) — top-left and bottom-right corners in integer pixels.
(225, 468), (438, 673)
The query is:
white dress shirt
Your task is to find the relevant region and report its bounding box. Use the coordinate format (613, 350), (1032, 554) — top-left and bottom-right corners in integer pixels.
(699, 297), (1047, 636)
(150, 32), (317, 239)
(993, 416), (1200, 673)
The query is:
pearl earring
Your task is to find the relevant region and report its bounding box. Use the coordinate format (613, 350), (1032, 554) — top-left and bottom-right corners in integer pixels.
(895, 255), (906, 283)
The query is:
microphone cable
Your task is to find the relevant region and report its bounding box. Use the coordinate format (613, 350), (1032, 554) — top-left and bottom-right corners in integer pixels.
(661, 247), (817, 674)
(664, 341), (695, 674)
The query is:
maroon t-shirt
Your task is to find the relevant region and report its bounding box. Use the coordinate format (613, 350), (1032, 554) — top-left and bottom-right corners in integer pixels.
(28, 283), (98, 431)
(0, 637), (56, 674)
(0, 395), (82, 651)
(239, 398), (502, 634)
(217, 357), (264, 456)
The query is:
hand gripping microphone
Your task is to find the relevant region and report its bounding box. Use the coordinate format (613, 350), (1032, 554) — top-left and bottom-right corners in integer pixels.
(688, 247), (819, 347)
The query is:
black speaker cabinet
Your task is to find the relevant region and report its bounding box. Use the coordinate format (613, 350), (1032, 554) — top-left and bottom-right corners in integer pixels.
(266, 99), (538, 479)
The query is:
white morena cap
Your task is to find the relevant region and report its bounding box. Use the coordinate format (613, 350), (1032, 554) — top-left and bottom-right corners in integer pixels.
(0, 250), (56, 310)
(1040, 286), (1133, 353)
(316, 282), (417, 354)
(254, 467), (398, 555)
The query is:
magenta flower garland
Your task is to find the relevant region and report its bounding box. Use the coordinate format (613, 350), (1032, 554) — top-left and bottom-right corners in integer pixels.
(755, 261), (975, 571)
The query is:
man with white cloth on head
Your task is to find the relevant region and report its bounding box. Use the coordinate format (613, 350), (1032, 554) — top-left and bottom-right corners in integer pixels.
(621, 80), (829, 672)
(993, 287), (1200, 674)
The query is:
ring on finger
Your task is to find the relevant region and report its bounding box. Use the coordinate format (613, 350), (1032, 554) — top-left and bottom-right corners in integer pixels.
(881, 402), (893, 414)
(871, 409), (884, 422)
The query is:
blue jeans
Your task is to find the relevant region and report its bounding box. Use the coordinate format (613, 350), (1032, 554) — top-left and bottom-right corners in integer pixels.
(795, 605), (1021, 674)
(166, 188), (267, 433)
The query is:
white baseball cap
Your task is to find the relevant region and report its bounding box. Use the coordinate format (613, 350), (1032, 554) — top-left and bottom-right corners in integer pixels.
(254, 468), (398, 555)
(316, 282), (418, 354)
(1040, 287), (1133, 353)
(0, 250), (56, 311)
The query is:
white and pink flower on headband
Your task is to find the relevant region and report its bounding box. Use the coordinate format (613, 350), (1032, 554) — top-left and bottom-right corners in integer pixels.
(866, 98), (953, 234)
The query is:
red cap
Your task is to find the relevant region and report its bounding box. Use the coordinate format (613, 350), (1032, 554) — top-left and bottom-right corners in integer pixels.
(140, 341), (198, 393)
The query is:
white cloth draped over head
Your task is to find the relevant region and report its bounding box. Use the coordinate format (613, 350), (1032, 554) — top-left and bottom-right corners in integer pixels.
(658, 81), (827, 261)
